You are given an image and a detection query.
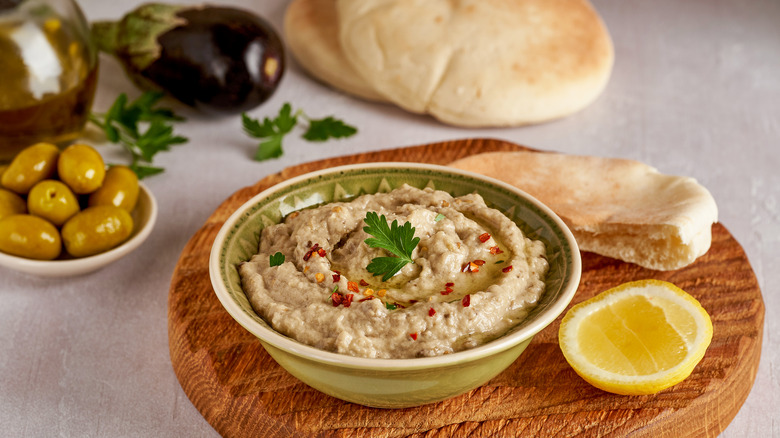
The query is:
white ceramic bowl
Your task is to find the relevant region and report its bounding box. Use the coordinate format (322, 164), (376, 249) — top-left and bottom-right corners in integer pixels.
(0, 183), (157, 277)
(210, 163), (581, 408)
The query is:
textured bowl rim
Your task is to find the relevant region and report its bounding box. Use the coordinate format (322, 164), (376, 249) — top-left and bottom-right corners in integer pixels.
(0, 183), (158, 277)
(210, 162), (581, 370)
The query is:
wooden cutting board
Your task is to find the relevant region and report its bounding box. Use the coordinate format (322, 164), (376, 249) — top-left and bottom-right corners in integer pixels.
(168, 138), (764, 437)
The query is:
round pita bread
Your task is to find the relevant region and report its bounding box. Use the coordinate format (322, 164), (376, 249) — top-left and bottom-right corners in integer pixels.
(337, 0), (614, 127)
(449, 151), (718, 270)
(284, 0), (386, 101)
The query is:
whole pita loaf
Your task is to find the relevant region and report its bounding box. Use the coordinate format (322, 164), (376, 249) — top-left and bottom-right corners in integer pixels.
(337, 0), (614, 127)
(284, 0), (386, 101)
(448, 151), (718, 270)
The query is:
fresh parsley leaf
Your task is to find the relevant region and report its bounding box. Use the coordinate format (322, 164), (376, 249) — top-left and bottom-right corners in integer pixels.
(269, 252), (285, 267)
(363, 212), (420, 281)
(254, 136), (284, 161)
(385, 302), (397, 310)
(89, 91), (187, 179)
(303, 116), (358, 142)
(241, 112), (276, 138)
(131, 91), (184, 123)
(99, 93), (127, 140)
(242, 103), (357, 162)
(274, 103), (297, 133)
(364, 212), (420, 258)
(367, 257), (410, 282)
(242, 105), (297, 162)
(130, 163), (165, 179)
(135, 120), (187, 161)
(242, 108), (292, 161)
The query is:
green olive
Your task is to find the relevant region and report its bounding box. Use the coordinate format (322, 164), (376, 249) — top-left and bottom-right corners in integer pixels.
(88, 166), (139, 212)
(61, 206), (134, 257)
(1, 142), (60, 194)
(27, 180), (80, 227)
(0, 214), (62, 260)
(57, 144), (106, 194)
(0, 188), (27, 220)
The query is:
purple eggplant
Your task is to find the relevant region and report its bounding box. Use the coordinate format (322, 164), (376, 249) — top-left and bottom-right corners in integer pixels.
(91, 3), (285, 114)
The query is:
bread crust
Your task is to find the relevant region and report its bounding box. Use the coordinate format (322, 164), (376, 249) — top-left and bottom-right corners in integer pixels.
(337, 0), (614, 126)
(284, 0), (387, 101)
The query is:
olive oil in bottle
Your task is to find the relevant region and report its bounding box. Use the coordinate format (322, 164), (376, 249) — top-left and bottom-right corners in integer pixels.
(0, 0), (98, 162)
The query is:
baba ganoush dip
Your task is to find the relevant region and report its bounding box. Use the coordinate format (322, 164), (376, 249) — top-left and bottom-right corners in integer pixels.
(239, 185), (548, 358)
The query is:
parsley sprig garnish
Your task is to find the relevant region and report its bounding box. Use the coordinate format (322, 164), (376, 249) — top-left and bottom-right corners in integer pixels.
(242, 103), (357, 161)
(269, 252), (285, 267)
(89, 91), (188, 179)
(363, 212), (420, 282)
(302, 116), (357, 141)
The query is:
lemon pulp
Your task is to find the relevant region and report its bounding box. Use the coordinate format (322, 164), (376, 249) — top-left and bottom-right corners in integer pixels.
(559, 280), (712, 395)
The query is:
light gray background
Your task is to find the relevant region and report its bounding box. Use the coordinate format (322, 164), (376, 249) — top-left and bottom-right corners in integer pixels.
(2, 0), (777, 436)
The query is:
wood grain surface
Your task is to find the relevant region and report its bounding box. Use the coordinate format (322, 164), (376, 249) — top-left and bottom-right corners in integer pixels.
(167, 138), (764, 437)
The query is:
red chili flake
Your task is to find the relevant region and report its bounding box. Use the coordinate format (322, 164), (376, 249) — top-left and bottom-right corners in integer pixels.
(347, 281), (360, 293)
(479, 233), (491, 243)
(358, 296), (375, 302)
(303, 243), (320, 261)
(343, 294), (354, 307)
(469, 262), (480, 273)
(461, 263), (470, 273)
(409, 299), (418, 304)
(502, 265), (513, 273)
(462, 294), (471, 307)
(331, 292), (343, 307)
(317, 248), (327, 257)
(395, 303), (406, 309)
(439, 283), (455, 295)
(473, 259), (485, 266)
(359, 279), (369, 287)
(428, 307), (436, 317)
(489, 246), (503, 255)
(332, 273), (341, 282)
(409, 333), (418, 341)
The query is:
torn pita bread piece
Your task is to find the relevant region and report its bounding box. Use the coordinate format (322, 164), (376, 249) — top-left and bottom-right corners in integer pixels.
(337, 0), (614, 127)
(284, 0), (386, 101)
(448, 151), (718, 270)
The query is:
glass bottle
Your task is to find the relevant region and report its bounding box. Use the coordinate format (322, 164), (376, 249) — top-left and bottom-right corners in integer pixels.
(0, 0), (98, 162)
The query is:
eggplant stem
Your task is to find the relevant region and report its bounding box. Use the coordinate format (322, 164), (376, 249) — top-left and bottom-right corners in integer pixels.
(91, 21), (120, 54)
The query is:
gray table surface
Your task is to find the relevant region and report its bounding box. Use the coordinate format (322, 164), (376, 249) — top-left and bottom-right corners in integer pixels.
(2, 0), (777, 436)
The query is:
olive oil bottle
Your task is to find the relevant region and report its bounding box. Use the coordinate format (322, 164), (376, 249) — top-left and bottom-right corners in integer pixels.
(0, 0), (97, 162)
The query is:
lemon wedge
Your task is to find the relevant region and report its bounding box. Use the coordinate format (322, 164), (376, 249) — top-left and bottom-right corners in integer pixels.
(558, 279), (713, 395)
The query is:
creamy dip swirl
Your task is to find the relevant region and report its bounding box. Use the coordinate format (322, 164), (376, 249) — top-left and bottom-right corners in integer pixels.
(239, 185), (548, 358)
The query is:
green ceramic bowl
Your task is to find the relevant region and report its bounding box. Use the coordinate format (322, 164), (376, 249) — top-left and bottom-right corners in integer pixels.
(210, 162), (581, 408)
